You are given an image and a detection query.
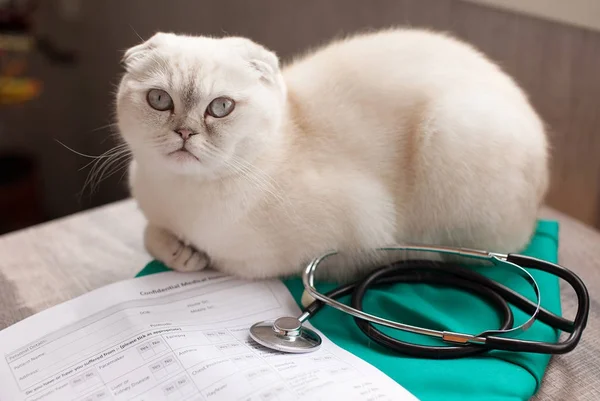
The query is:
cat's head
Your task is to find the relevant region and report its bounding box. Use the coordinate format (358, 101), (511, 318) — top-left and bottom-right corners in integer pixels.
(116, 32), (286, 177)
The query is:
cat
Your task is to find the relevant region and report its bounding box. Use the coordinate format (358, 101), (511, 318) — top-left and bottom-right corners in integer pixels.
(115, 28), (549, 282)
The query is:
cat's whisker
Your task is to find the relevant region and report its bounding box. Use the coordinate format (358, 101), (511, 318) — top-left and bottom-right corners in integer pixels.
(226, 156), (286, 203)
(55, 138), (133, 198)
(203, 147), (286, 205)
(97, 156), (132, 185)
(218, 149), (309, 228)
(118, 160), (133, 183)
(224, 165), (277, 204)
(79, 143), (130, 171)
(86, 157), (130, 196)
(129, 24), (145, 42)
(227, 165), (280, 200)
(55, 139), (105, 159)
(80, 145), (132, 197)
(91, 123), (120, 133)
(148, 135), (174, 149)
(80, 157), (131, 199)
(232, 156), (281, 191)
(92, 151), (131, 189)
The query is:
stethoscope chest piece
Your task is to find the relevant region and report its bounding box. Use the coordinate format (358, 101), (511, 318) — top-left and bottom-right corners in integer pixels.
(250, 316), (322, 353)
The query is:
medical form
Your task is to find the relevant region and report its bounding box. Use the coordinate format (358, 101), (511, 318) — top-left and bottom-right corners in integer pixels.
(0, 269), (418, 401)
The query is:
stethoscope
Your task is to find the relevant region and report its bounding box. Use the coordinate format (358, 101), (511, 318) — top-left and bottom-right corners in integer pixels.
(249, 245), (590, 358)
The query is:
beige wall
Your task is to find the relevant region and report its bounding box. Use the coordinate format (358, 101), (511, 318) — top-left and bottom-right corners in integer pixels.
(4, 0), (600, 228)
(461, 0), (600, 32)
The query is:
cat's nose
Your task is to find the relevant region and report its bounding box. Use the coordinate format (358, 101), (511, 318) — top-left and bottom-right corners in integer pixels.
(175, 128), (195, 140)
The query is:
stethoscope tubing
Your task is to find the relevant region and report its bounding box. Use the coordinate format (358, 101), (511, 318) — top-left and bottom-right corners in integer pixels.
(299, 250), (589, 358)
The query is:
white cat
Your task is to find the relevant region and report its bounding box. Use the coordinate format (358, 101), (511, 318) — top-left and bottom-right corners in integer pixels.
(115, 28), (549, 281)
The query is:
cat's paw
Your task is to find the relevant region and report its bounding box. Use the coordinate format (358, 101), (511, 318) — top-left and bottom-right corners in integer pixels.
(144, 224), (209, 272)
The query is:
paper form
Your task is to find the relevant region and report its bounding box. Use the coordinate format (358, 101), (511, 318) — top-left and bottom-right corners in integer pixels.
(0, 270), (418, 401)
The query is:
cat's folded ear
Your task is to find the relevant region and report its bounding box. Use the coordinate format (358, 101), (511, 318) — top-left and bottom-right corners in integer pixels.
(225, 37), (281, 85)
(120, 43), (148, 71)
(120, 32), (173, 72)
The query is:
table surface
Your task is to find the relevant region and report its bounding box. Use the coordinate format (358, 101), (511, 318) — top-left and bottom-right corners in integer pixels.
(0, 199), (598, 400)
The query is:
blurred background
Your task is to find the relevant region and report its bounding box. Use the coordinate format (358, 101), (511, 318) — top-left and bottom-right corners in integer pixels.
(1, 0), (599, 235)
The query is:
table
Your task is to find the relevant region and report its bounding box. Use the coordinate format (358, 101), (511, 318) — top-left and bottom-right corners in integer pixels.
(0, 199), (598, 400)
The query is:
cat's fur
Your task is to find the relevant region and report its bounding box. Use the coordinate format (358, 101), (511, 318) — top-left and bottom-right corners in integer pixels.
(116, 28), (549, 281)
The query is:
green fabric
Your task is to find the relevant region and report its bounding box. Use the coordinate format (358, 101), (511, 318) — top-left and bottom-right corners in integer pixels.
(136, 220), (561, 401)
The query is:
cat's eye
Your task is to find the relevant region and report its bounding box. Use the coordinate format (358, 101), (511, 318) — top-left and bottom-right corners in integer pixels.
(147, 89), (173, 111)
(206, 97), (235, 118)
